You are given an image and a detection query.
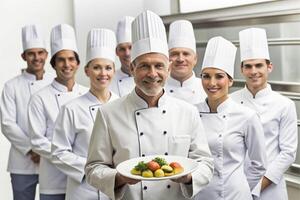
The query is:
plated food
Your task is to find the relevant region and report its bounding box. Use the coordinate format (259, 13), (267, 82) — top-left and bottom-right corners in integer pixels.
(116, 155), (199, 181)
(130, 157), (184, 178)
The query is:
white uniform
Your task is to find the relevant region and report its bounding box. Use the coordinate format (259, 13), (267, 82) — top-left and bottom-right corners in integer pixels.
(165, 73), (206, 105)
(109, 69), (135, 97)
(195, 98), (267, 200)
(0, 71), (53, 174)
(231, 85), (298, 200)
(51, 91), (118, 200)
(85, 90), (214, 200)
(28, 80), (87, 194)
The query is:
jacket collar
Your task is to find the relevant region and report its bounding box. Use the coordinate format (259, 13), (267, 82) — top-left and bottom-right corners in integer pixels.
(51, 79), (79, 93)
(202, 97), (232, 113)
(128, 88), (168, 109)
(243, 84), (272, 99)
(22, 71), (38, 81)
(167, 72), (196, 87)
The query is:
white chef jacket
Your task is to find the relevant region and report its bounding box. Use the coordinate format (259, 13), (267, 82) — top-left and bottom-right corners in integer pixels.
(51, 91), (118, 200)
(0, 71), (53, 174)
(85, 89), (214, 200)
(109, 69), (135, 97)
(231, 84), (298, 200)
(164, 72), (206, 105)
(28, 80), (88, 194)
(195, 98), (267, 200)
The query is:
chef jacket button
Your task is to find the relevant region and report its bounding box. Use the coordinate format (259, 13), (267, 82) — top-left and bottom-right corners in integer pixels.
(170, 90), (173, 93)
(140, 132), (144, 136)
(142, 154), (145, 157)
(167, 185), (171, 189)
(240, 101), (243, 104)
(143, 186), (147, 190)
(164, 152), (168, 155)
(136, 112), (140, 115)
(162, 110), (166, 114)
(119, 79), (122, 82)
(223, 115), (226, 118)
(92, 108), (95, 111)
(163, 131), (167, 135)
(200, 114), (202, 117)
(217, 155), (221, 158)
(57, 94), (60, 96)
(30, 82), (34, 85)
(218, 134), (222, 137)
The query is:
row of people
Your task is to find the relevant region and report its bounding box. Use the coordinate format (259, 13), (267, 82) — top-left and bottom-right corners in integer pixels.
(1, 9), (297, 200)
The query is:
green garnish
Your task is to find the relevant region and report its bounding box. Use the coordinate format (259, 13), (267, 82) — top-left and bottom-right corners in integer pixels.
(153, 157), (168, 166)
(134, 161), (148, 171)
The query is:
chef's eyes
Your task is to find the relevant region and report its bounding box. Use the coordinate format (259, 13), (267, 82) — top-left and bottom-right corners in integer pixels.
(92, 65), (113, 71)
(201, 73), (226, 80)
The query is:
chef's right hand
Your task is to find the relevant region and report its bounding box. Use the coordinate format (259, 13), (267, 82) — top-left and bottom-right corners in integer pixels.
(28, 150), (40, 164)
(115, 172), (140, 189)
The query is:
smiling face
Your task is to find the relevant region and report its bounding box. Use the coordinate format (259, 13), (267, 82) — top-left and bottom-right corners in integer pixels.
(116, 42), (132, 74)
(131, 53), (170, 98)
(85, 58), (115, 91)
(53, 50), (79, 83)
(201, 67), (233, 104)
(169, 47), (197, 82)
(241, 59), (272, 94)
(22, 48), (48, 73)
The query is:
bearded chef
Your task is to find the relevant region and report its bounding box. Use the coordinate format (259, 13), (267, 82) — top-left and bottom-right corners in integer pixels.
(85, 10), (213, 200)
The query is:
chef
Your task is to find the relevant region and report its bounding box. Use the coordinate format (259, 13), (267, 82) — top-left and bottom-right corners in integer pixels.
(51, 28), (118, 200)
(0, 24), (53, 200)
(85, 10), (213, 200)
(28, 24), (87, 200)
(231, 28), (298, 200)
(195, 36), (267, 200)
(109, 16), (135, 97)
(165, 20), (206, 105)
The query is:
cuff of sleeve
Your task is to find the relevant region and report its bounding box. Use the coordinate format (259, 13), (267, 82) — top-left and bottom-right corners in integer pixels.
(251, 178), (262, 197)
(180, 182), (193, 198)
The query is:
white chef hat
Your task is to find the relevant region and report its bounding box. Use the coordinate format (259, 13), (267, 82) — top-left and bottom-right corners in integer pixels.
(202, 36), (237, 78)
(131, 10), (168, 62)
(168, 20), (196, 53)
(50, 24), (78, 57)
(116, 16), (134, 44)
(22, 24), (46, 51)
(239, 28), (270, 62)
(86, 28), (116, 63)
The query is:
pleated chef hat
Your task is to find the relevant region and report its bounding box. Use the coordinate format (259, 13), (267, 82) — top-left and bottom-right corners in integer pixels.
(116, 16), (134, 44)
(86, 28), (116, 63)
(131, 10), (168, 62)
(168, 20), (196, 53)
(239, 28), (270, 62)
(50, 24), (78, 57)
(22, 24), (46, 51)
(202, 36), (237, 78)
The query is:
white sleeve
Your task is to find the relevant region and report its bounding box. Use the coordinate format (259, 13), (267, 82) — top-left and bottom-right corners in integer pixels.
(0, 83), (31, 155)
(51, 106), (86, 183)
(85, 108), (122, 200)
(245, 113), (267, 196)
(28, 95), (51, 159)
(264, 101), (298, 184)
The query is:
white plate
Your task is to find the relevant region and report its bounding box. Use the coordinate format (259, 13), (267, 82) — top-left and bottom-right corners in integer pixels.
(116, 155), (199, 181)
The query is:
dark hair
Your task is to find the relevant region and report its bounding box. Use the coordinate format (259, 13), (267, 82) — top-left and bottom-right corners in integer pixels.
(50, 51), (80, 68)
(241, 59), (271, 67)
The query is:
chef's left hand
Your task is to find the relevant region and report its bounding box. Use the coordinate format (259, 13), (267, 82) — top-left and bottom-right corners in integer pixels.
(171, 173), (192, 184)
